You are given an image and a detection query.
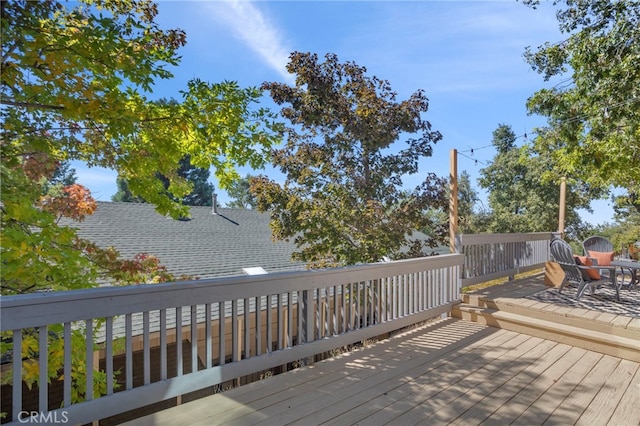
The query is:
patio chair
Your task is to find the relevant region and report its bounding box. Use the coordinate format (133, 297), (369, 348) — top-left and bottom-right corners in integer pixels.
(550, 238), (619, 300)
(583, 236), (633, 286)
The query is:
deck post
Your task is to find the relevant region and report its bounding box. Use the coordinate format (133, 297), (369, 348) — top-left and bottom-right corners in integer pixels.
(449, 149), (458, 253)
(558, 177), (567, 238)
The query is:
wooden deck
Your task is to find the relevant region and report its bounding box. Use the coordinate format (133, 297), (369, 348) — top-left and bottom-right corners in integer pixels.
(454, 273), (640, 362)
(124, 317), (640, 426)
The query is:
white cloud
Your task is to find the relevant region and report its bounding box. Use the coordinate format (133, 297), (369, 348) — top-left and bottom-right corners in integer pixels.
(206, 0), (293, 83)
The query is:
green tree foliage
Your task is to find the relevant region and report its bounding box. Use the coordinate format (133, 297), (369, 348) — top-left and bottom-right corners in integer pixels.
(225, 174), (258, 209)
(1, 0), (270, 407)
(523, 0), (640, 212)
(457, 171), (484, 233)
(112, 177), (147, 203)
(609, 194), (640, 254)
(431, 171), (483, 235)
(1, 0), (280, 294)
(478, 124), (596, 233)
(113, 154), (215, 206)
(252, 52), (447, 268)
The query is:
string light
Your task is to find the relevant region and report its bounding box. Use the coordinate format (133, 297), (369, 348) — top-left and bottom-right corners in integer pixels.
(458, 132), (529, 155)
(454, 95), (638, 166)
(457, 150), (488, 166)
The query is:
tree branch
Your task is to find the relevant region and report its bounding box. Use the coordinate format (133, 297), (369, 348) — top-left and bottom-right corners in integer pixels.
(1, 99), (64, 110)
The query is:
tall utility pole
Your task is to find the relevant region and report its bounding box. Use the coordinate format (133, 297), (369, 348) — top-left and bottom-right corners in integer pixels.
(450, 149), (458, 253)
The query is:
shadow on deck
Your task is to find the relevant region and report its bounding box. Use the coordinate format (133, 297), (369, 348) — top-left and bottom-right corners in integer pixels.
(124, 316), (640, 426)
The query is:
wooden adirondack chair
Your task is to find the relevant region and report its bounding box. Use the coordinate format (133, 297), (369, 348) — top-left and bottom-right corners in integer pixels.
(550, 238), (619, 300)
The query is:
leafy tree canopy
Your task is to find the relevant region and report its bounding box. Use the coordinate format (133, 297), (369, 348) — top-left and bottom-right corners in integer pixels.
(478, 124), (597, 234)
(1, 0), (281, 294)
(113, 154), (215, 206)
(455, 171), (484, 233)
(225, 174), (258, 209)
(523, 0), (640, 212)
(252, 52), (447, 268)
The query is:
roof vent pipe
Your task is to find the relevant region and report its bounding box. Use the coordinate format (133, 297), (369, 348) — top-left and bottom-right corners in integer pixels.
(212, 192), (218, 215)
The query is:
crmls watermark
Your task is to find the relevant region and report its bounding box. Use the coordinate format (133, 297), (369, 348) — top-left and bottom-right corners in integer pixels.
(18, 411), (69, 424)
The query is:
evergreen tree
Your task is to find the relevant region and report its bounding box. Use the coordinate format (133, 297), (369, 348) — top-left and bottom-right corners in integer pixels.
(50, 161), (77, 186)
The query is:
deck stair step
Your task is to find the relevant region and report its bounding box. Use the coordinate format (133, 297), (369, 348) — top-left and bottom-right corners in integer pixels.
(452, 300), (640, 362)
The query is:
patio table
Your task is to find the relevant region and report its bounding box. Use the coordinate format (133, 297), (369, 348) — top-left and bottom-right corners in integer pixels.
(610, 259), (640, 289)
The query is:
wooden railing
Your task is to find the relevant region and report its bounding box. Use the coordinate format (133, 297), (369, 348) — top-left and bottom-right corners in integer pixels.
(0, 254), (463, 425)
(455, 232), (555, 287)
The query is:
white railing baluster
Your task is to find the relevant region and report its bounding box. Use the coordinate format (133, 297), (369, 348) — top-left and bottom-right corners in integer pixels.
(85, 320), (93, 401)
(363, 282), (368, 327)
(317, 289), (322, 338)
(256, 296), (262, 356)
(143, 311), (150, 385)
(393, 276), (398, 318)
(369, 282), (374, 326)
(418, 271), (423, 310)
(353, 285), (358, 330)
(422, 270), (426, 308)
(231, 300), (239, 363)
(412, 274), (417, 314)
(64, 322), (72, 403)
(243, 298), (250, 359)
(266, 295), (272, 353)
(176, 307), (182, 376)
(191, 305), (197, 373)
(125, 313), (132, 389)
(160, 309), (167, 380)
(218, 301), (225, 366)
(412, 273), (417, 314)
(335, 285), (340, 332)
(381, 278), (387, 322)
(39, 326), (47, 412)
(277, 294), (283, 350)
(436, 269), (446, 305)
(105, 318), (113, 395)
(427, 271), (435, 309)
(322, 287), (331, 337)
(341, 284), (347, 332)
(383, 277), (393, 322)
(205, 303), (212, 368)
(12, 329), (21, 421)
(405, 274), (410, 315)
(287, 292), (293, 347)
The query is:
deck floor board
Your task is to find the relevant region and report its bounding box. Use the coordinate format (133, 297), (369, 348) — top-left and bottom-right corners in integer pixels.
(124, 317), (640, 426)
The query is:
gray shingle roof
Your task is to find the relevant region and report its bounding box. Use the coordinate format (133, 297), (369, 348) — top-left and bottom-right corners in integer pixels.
(66, 202), (307, 280)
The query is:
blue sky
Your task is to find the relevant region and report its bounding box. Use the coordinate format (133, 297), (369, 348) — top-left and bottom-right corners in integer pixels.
(73, 0), (615, 225)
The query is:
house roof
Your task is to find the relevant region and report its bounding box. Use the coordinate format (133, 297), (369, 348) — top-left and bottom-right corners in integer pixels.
(67, 202), (307, 280)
